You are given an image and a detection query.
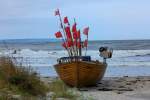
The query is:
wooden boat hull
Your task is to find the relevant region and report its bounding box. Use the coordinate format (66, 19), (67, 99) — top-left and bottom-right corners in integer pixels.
(54, 61), (107, 87)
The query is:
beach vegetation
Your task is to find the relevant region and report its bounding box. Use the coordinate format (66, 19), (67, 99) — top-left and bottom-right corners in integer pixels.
(49, 79), (94, 100)
(0, 56), (49, 98)
(0, 56), (92, 100)
(49, 79), (78, 100)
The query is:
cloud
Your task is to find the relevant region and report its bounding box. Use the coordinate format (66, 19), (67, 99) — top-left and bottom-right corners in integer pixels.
(0, 0), (150, 39)
(0, 0), (52, 19)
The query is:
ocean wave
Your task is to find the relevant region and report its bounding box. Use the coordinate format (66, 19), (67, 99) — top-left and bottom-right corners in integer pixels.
(109, 62), (150, 67)
(112, 50), (150, 58)
(1, 49), (150, 67)
(1, 49), (150, 59)
(135, 53), (150, 57)
(1, 48), (150, 77)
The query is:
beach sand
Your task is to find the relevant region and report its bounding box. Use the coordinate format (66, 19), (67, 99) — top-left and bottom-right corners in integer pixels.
(80, 76), (150, 100)
(42, 76), (150, 100)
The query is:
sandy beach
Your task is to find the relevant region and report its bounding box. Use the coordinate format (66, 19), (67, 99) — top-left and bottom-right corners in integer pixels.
(79, 76), (150, 100)
(42, 76), (150, 100)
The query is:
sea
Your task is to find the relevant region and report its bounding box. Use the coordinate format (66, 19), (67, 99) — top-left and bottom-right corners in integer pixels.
(0, 39), (150, 77)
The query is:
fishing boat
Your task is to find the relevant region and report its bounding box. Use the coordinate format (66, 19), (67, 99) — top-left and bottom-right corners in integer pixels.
(53, 9), (113, 87)
(54, 47), (112, 87)
(54, 57), (106, 87)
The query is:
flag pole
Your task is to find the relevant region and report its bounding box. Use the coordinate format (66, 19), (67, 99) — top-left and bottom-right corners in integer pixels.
(85, 35), (88, 56)
(56, 9), (71, 57)
(79, 30), (82, 56)
(67, 18), (76, 57)
(61, 18), (74, 57)
(84, 27), (89, 56)
(73, 18), (78, 57)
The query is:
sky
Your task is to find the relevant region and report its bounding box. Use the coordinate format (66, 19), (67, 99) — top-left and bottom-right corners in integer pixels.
(0, 0), (150, 40)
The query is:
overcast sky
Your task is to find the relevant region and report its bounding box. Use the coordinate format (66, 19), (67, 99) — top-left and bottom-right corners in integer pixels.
(0, 0), (150, 40)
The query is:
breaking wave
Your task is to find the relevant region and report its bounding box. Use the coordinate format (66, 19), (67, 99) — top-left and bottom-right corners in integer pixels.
(0, 49), (150, 77)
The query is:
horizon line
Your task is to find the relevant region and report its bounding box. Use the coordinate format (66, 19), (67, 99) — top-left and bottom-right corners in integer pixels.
(0, 38), (150, 41)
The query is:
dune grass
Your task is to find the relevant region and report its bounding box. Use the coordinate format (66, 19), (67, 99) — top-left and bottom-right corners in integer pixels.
(0, 56), (92, 100)
(0, 57), (49, 97)
(49, 79), (95, 100)
(49, 79), (79, 100)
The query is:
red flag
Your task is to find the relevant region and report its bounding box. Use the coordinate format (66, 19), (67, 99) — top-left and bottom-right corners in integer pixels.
(62, 42), (67, 49)
(67, 41), (73, 47)
(73, 40), (77, 46)
(64, 16), (69, 24)
(77, 41), (81, 48)
(65, 26), (72, 39)
(55, 9), (60, 16)
(62, 41), (73, 48)
(55, 31), (62, 38)
(65, 26), (73, 47)
(73, 31), (80, 41)
(73, 32), (77, 39)
(77, 30), (80, 39)
(72, 23), (77, 32)
(73, 30), (80, 39)
(83, 27), (89, 35)
(84, 39), (88, 47)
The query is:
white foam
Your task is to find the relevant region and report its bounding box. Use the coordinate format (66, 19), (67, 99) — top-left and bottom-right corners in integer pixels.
(1, 49), (150, 77)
